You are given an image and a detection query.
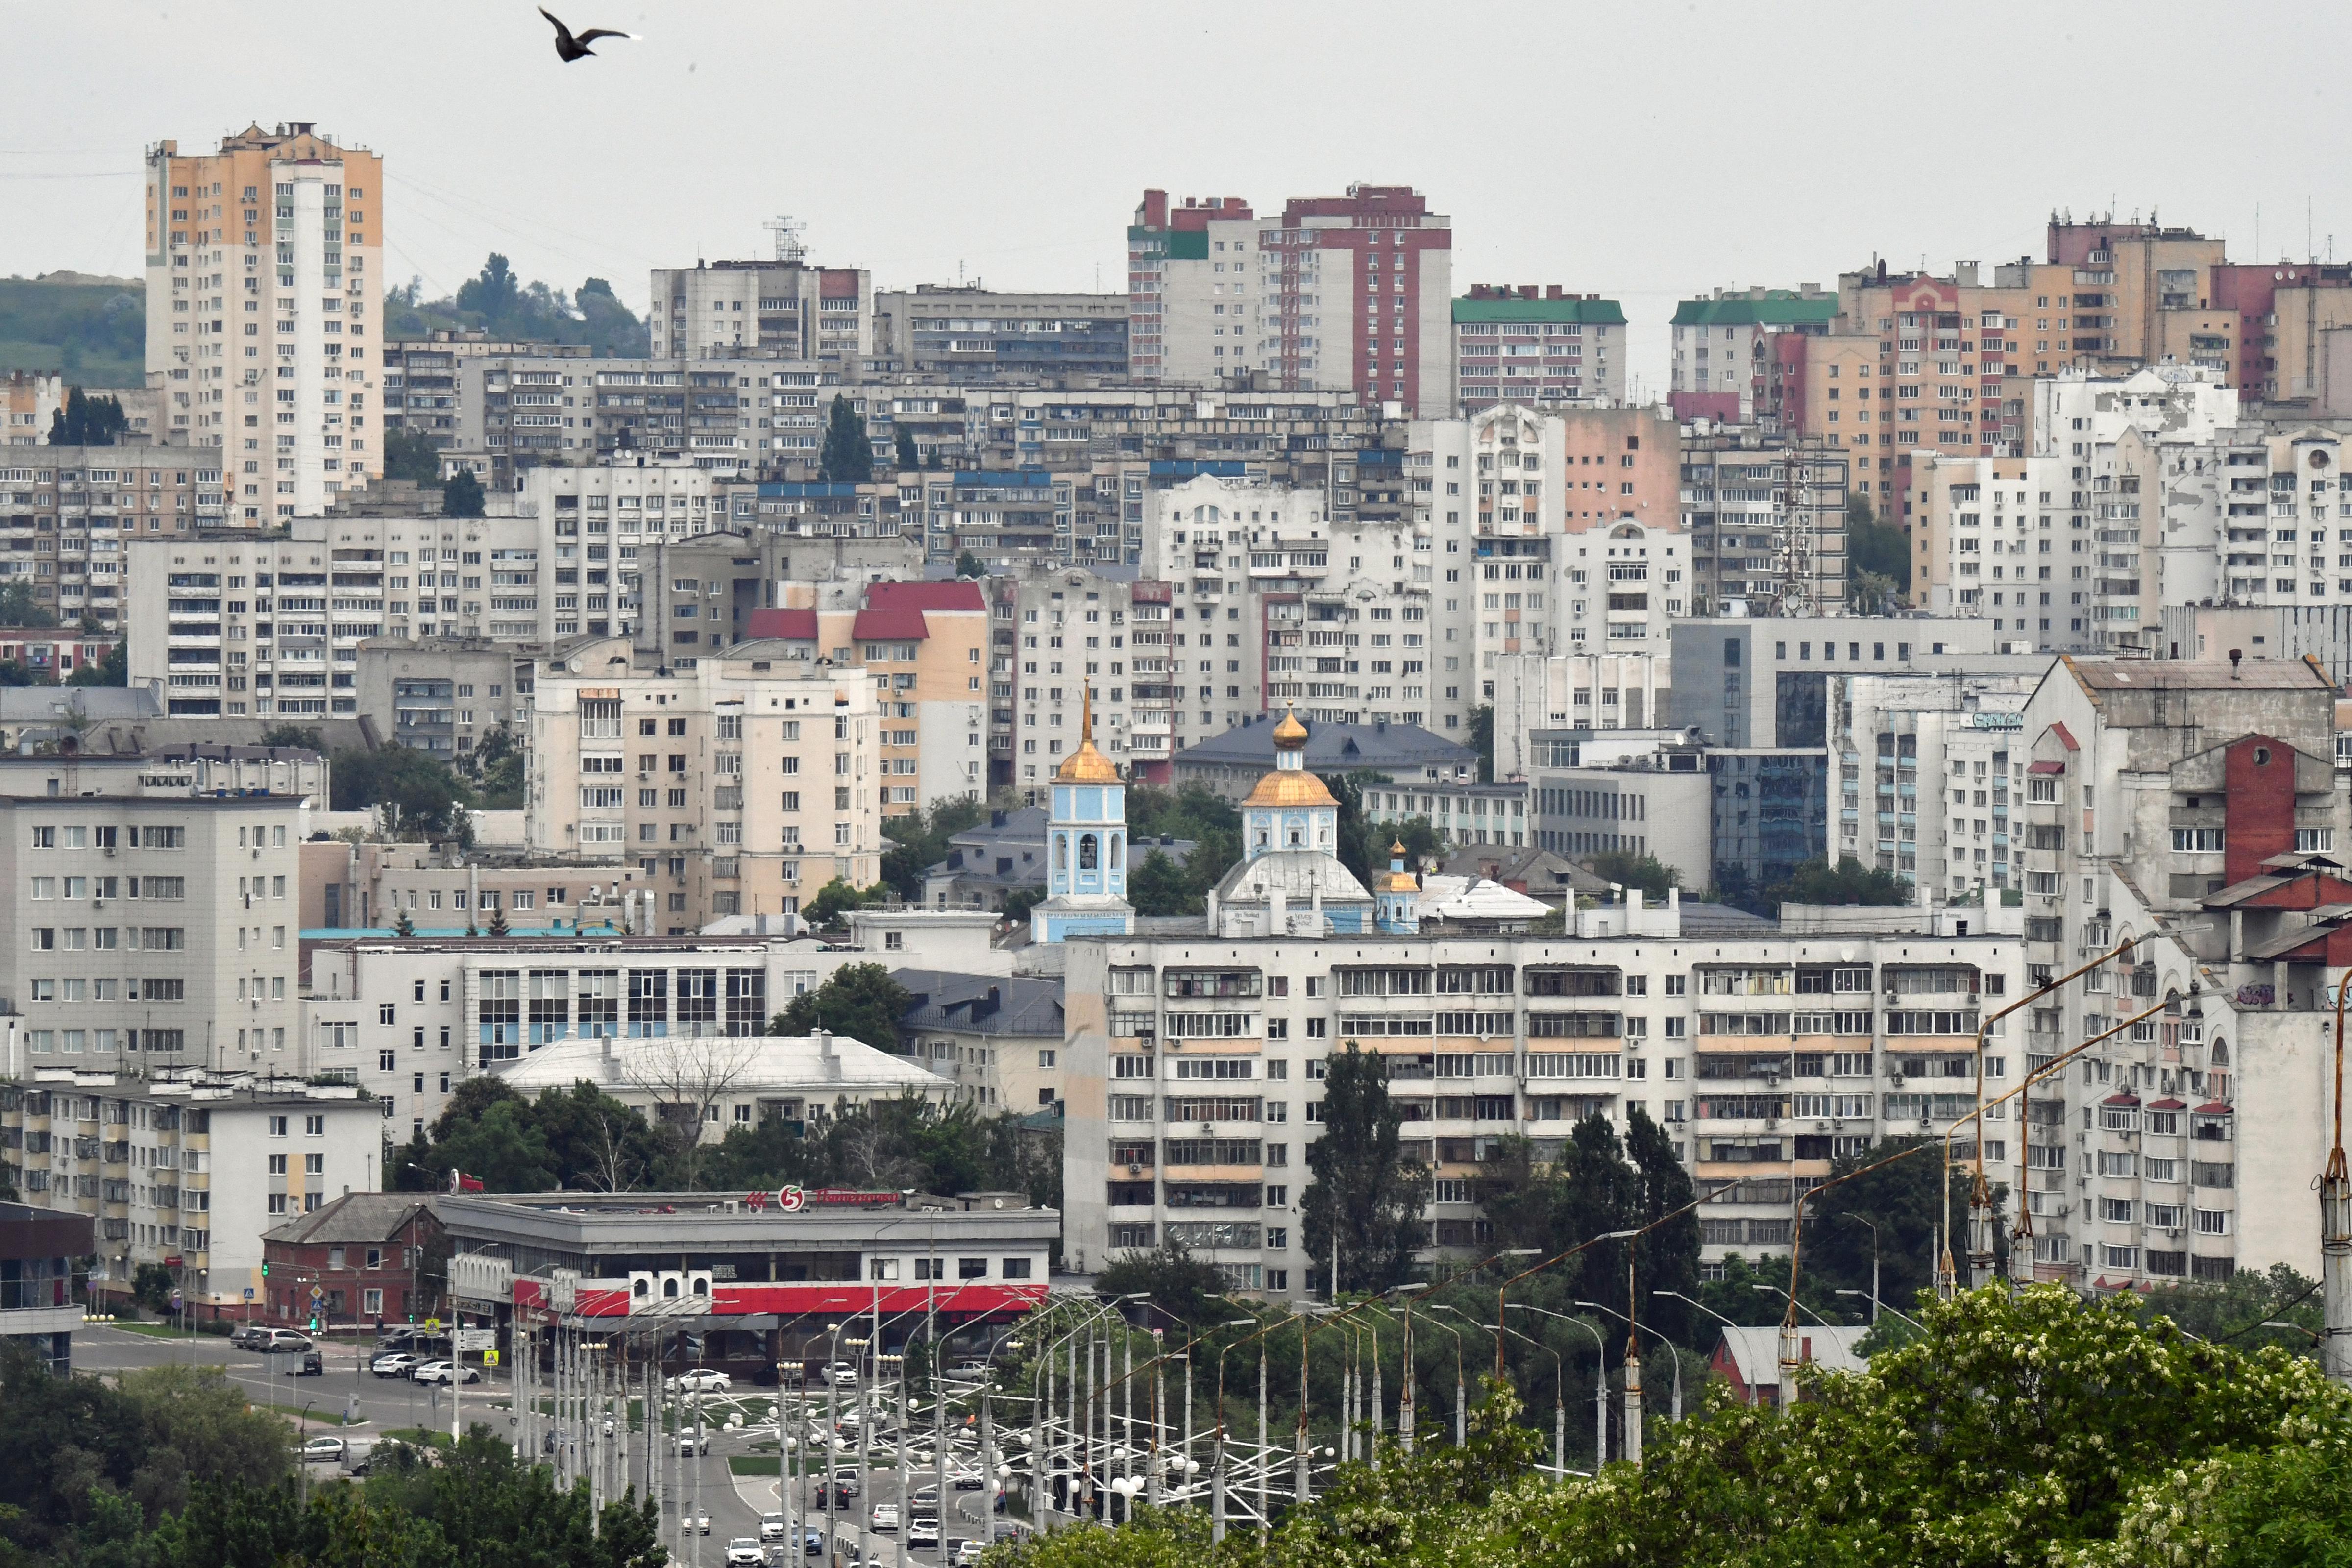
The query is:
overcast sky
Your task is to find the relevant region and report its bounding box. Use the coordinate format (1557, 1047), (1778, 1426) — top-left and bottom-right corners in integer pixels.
(6, 0), (2350, 390)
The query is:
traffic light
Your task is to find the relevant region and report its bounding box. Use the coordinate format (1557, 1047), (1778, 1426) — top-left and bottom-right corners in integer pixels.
(260, 1262), (270, 1278)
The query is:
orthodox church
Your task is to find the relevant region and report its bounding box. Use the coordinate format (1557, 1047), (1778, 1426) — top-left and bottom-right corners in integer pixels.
(1031, 703), (1422, 942)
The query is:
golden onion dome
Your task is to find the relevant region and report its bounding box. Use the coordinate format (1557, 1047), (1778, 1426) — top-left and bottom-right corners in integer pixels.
(1379, 868), (1421, 894)
(1243, 767), (1338, 808)
(1271, 709), (1309, 747)
(1055, 687), (1122, 784)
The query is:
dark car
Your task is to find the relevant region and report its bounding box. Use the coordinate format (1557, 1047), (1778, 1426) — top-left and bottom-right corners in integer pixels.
(294, 1351), (324, 1376)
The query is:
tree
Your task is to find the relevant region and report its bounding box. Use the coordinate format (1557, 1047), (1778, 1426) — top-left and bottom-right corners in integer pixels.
(1299, 1042), (1428, 1295)
(67, 640), (126, 687)
(895, 426), (920, 471)
(819, 395), (873, 483)
(878, 797), (988, 902)
(442, 469), (487, 518)
(258, 724), (322, 751)
(1587, 849), (1679, 899)
(1468, 703), (1495, 783)
(381, 425), (445, 487)
(1091, 1244), (1233, 1330)
(1001, 885), (1047, 925)
(623, 1036), (763, 1189)
(0, 579), (57, 627)
(1847, 491), (1911, 608)
(1767, 855), (1912, 908)
(774, 962), (912, 1053)
(455, 252), (523, 324)
(48, 385), (128, 446)
(1126, 848), (1190, 916)
(2135, 1261), (2325, 1357)
(463, 723), (526, 810)
(331, 744), (470, 839)
(1802, 1134), (2005, 1316)
(131, 1262), (175, 1314)
(798, 876), (879, 930)
(955, 550), (985, 580)
(486, 903), (510, 936)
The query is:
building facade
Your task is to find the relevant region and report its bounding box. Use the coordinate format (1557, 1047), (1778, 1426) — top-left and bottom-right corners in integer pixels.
(1453, 287), (1626, 408)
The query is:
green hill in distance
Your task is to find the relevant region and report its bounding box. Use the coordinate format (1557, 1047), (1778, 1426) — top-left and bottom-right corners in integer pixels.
(0, 272), (146, 388)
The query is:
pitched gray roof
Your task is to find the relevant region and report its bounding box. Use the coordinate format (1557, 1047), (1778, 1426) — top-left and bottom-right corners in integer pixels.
(261, 1191), (435, 1247)
(893, 969), (1066, 1039)
(1174, 713), (1475, 775)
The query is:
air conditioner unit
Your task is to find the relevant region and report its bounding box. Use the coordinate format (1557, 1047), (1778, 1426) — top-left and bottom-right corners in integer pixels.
(1126, 1163), (1142, 1178)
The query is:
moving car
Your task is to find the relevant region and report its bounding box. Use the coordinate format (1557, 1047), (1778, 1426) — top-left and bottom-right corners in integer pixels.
(955, 1542), (986, 1567)
(259, 1329), (314, 1353)
(724, 1538), (764, 1566)
(667, 1369), (731, 1394)
(798, 1529), (825, 1557)
(947, 1359), (991, 1381)
(229, 1324), (268, 1350)
(679, 1510), (710, 1535)
(294, 1351), (325, 1377)
(950, 1463), (985, 1491)
(869, 1503), (899, 1533)
(819, 1362), (858, 1387)
(411, 1361), (480, 1386)
(676, 1431), (710, 1455)
(300, 1436), (345, 1463)
(370, 1353), (422, 1378)
(907, 1517), (941, 1548)
(758, 1514), (787, 1543)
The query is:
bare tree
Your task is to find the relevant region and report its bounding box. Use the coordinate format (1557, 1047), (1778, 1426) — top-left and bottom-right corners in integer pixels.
(624, 1036), (760, 1190)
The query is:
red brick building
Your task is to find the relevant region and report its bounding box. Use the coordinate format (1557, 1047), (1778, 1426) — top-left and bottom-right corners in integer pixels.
(259, 1192), (443, 1329)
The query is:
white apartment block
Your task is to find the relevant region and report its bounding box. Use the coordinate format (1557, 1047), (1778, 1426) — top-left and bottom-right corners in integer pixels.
(0, 1073), (384, 1312)
(126, 513), (539, 718)
(1912, 452), (2089, 654)
(527, 652), (884, 930)
(525, 461), (726, 642)
(1490, 651), (1674, 777)
(991, 569), (1186, 793)
(0, 783), (305, 1076)
(145, 123), (382, 518)
(0, 449), (224, 635)
(1825, 672), (2039, 897)
(1453, 288), (1627, 408)
(1060, 898), (2028, 1298)
(648, 258), (874, 364)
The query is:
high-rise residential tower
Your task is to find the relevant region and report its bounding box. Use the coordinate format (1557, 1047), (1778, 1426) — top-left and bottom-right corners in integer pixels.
(145, 123), (383, 522)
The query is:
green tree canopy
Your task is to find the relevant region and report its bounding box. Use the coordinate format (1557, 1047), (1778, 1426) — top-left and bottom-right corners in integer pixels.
(1586, 849), (1678, 899)
(66, 640), (127, 687)
(0, 579), (57, 627)
(878, 796), (989, 901)
(774, 961), (912, 1052)
(382, 425), (446, 487)
(1092, 1244), (1236, 1331)
(819, 394), (873, 482)
(1126, 847), (1191, 916)
(442, 470), (487, 518)
(48, 385), (128, 446)
(331, 744), (470, 839)
(1299, 1042), (1428, 1294)
(895, 425), (920, 470)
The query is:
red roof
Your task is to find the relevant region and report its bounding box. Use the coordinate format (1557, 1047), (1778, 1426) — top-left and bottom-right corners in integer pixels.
(852, 607), (931, 641)
(2027, 760), (2067, 775)
(2102, 1092), (2141, 1106)
(2146, 1097), (2187, 1111)
(2048, 720), (2080, 752)
(746, 608), (818, 641)
(2195, 1102), (2233, 1115)
(868, 581), (985, 613)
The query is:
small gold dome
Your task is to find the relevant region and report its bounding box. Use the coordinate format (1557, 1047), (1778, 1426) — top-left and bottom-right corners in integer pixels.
(1243, 768), (1337, 808)
(1055, 687), (1121, 784)
(1379, 868), (1421, 894)
(1271, 709), (1309, 746)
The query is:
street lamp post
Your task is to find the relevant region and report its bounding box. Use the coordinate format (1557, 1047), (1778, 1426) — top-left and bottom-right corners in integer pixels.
(1484, 1319), (1565, 1476)
(1653, 1290), (1748, 1405)
(1833, 1290), (1923, 1332)
(1839, 1214), (1882, 1325)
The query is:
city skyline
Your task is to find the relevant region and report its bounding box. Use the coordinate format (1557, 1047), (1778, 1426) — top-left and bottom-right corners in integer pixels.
(5, 0), (2352, 388)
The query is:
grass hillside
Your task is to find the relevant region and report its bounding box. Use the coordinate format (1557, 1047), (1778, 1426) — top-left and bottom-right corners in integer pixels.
(0, 275), (145, 388)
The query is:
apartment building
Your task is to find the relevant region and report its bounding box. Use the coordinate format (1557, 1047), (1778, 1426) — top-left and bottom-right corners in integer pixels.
(896, 970), (1066, 1111)
(1524, 742), (1711, 883)
(145, 122), (382, 516)
(1678, 429), (1850, 617)
(0, 1200), (90, 1371)
(1997, 655), (2349, 1290)
(1453, 287), (1626, 408)
(1666, 614), (2032, 750)
(0, 773), (304, 1075)
(1669, 288), (1838, 421)
(354, 636), (537, 758)
(1, 448), (223, 633)
(648, 255), (873, 364)
(1826, 671), (2038, 895)
(3, 372), (63, 446)
(1127, 186), (1456, 414)
(986, 568), (1177, 792)
(0, 1072), (382, 1313)
(126, 511), (541, 717)
(742, 579), (989, 813)
(1489, 652), (1674, 775)
(299, 837), (640, 934)
(873, 286), (1129, 382)
(519, 460), (725, 642)
(1058, 744), (2029, 1294)
(383, 334), (592, 456)
(527, 648), (885, 928)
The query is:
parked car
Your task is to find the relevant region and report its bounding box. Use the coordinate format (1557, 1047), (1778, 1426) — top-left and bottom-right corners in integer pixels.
(676, 1431), (710, 1455)
(300, 1436), (345, 1463)
(229, 1324), (268, 1350)
(870, 1503), (900, 1533)
(666, 1369), (731, 1394)
(819, 1362), (858, 1387)
(947, 1359), (991, 1381)
(371, 1353), (422, 1378)
(758, 1514), (787, 1543)
(955, 1541), (986, 1567)
(259, 1329), (313, 1354)
(724, 1538), (763, 1567)
(907, 1517), (941, 1548)
(680, 1510), (710, 1536)
(411, 1361), (480, 1386)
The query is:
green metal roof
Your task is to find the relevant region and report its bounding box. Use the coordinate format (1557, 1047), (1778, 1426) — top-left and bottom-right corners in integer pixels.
(1451, 296), (1626, 326)
(1671, 293), (1839, 328)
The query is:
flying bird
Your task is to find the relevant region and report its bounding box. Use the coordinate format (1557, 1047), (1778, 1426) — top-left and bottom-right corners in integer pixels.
(540, 7), (633, 62)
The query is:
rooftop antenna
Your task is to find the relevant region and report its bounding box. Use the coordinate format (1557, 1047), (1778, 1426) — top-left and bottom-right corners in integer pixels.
(763, 215), (806, 265)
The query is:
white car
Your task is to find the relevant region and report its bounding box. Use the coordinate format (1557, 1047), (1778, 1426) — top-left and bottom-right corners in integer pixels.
(680, 1510), (711, 1535)
(819, 1362), (858, 1387)
(411, 1361), (480, 1386)
(869, 1503), (900, 1532)
(947, 1359), (991, 1381)
(370, 1353), (422, 1378)
(955, 1542), (986, 1567)
(300, 1436), (345, 1463)
(676, 1431), (710, 1455)
(667, 1369), (731, 1394)
(724, 1539), (763, 1567)
(758, 1514), (786, 1543)
(907, 1517), (940, 1548)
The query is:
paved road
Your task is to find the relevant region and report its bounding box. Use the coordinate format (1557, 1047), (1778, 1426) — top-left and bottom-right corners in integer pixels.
(74, 1325), (515, 1439)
